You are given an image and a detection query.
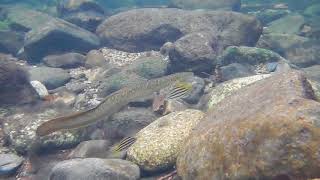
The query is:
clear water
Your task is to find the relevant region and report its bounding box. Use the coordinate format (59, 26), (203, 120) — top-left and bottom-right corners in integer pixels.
(0, 0), (320, 179)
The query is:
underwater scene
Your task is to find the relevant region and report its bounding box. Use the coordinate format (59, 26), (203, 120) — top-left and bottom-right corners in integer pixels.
(0, 0), (320, 179)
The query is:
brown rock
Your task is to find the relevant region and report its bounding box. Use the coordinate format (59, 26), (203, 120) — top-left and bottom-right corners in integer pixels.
(177, 71), (320, 179)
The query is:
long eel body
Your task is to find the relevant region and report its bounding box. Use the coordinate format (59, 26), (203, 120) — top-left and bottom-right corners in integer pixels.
(36, 72), (193, 136)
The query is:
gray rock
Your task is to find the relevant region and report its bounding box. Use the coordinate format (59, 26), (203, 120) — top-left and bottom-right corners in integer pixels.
(168, 32), (218, 73)
(98, 71), (146, 97)
(24, 17), (100, 63)
(124, 56), (168, 79)
(257, 33), (309, 57)
(68, 140), (111, 159)
(0, 153), (24, 176)
(285, 40), (320, 68)
(3, 108), (83, 154)
(104, 108), (158, 140)
(50, 158), (140, 180)
(0, 30), (24, 55)
(28, 67), (71, 89)
(220, 63), (256, 81)
(85, 49), (107, 68)
(265, 14), (305, 35)
(219, 46), (286, 66)
(43, 53), (86, 69)
(57, 0), (105, 32)
(0, 59), (39, 106)
(96, 8), (262, 52)
(170, 0), (241, 11)
(303, 65), (320, 83)
(249, 9), (289, 25)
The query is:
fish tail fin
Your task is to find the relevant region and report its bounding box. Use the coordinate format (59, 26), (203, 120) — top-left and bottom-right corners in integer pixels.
(36, 110), (89, 136)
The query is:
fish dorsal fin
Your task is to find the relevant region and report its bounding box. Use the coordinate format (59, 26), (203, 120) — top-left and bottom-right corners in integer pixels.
(111, 136), (137, 153)
(166, 82), (193, 100)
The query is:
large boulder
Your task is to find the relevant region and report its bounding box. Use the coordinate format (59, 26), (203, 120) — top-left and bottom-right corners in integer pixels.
(96, 8), (262, 52)
(50, 158), (140, 180)
(170, 0), (241, 11)
(127, 109), (204, 172)
(177, 71), (320, 179)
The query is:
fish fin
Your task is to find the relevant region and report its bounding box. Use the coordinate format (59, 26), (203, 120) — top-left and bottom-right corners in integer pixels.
(166, 82), (193, 100)
(36, 110), (91, 137)
(111, 137), (136, 153)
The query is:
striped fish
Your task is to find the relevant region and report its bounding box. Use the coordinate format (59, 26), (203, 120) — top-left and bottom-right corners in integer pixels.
(111, 137), (137, 153)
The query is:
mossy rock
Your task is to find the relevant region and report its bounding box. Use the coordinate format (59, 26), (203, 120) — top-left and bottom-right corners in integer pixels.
(127, 109), (204, 172)
(304, 4), (320, 17)
(220, 46), (285, 66)
(124, 56), (168, 79)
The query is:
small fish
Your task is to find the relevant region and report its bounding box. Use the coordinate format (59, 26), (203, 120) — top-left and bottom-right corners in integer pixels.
(111, 136), (137, 153)
(153, 82), (193, 113)
(36, 72), (193, 136)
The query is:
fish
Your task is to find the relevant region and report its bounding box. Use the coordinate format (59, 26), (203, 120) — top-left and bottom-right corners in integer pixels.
(36, 72), (193, 136)
(152, 81), (193, 113)
(111, 136), (137, 153)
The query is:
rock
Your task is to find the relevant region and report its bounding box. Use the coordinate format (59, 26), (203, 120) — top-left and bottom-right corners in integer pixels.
(0, 59), (39, 106)
(43, 53), (86, 69)
(68, 140), (111, 159)
(168, 32), (218, 73)
(182, 76), (205, 104)
(219, 46), (286, 67)
(177, 71), (320, 179)
(170, 0), (241, 11)
(220, 63), (256, 81)
(96, 9), (262, 52)
(6, 6), (55, 32)
(303, 65), (320, 83)
(28, 67), (71, 90)
(3, 108), (83, 154)
(24, 17), (100, 63)
(104, 108), (157, 140)
(0, 153), (24, 176)
(50, 158), (140, 180)
(124, 56), (168, 79)
(285, 40), (320, 68)
(265, 14), (305, 35)
(257, 33), (309, 57)
(127, 109), (204, 172)
(0, 30), (24, 55)
(57, 0), (105, 32)
(207, 74), (271, 109)
(85, 49), (107, 68)
(30, 80), (49, 98)
(249, 9), (289, 25)
(303, 3), (320, 17)
(98, 71), (146, 97)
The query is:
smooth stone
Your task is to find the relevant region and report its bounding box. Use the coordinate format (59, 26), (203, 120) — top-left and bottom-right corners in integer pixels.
(127, 109), (205, 172)
(0, 153), (24, 176)
(50, 158), (140, 180)
(43, 53), (86, 69)
(28, 67), (71, 90)
(30, 80), (49, 98)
